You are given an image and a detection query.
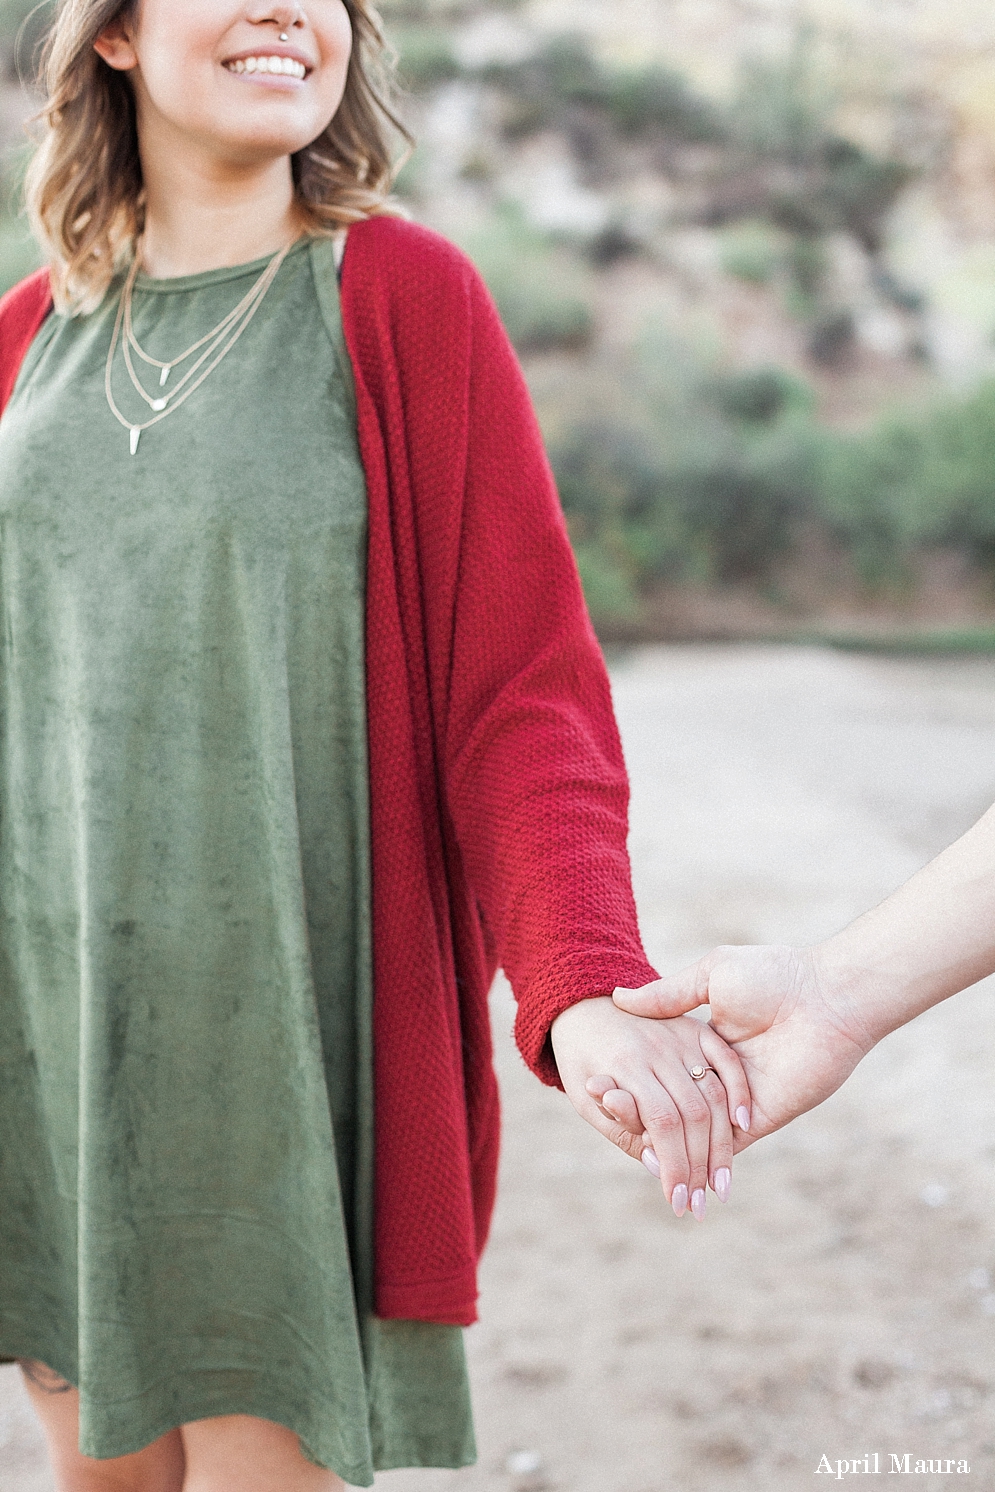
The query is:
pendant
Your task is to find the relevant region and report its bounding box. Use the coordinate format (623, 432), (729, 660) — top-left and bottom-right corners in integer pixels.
(130, 427), (141, 455)
(159, 366), (170, 387)
(151, 398), (167, 411)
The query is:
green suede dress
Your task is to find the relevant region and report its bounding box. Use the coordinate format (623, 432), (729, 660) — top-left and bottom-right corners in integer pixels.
(0, 236), (475, 1485)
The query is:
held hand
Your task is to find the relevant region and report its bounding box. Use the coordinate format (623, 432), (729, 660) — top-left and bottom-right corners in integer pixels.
(613, 946), (876, 1148)
(549, 996), (751, 1217)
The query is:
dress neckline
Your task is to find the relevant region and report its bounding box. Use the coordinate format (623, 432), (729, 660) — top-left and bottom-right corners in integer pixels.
(132, 234), (312, 295)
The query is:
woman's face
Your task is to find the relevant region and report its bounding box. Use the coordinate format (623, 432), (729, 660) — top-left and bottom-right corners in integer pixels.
(94, 2), (353, 167)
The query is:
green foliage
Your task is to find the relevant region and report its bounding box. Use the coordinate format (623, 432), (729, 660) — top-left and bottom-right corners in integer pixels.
(392, 24), (461, 90)
(719, 221), (782, 286)
(0, 0), (53, 75)
(814, 381), (995, 579)
(549, 329), (995, 624)
(571, 540), (644, 627)
(722, 26), (913, 315)
(0, 133), (39, 295)
(453, 210), (594, 353)
(549, 338), (826, 611)
(0, 209), (39, 295)
(707, 366), (813, 425)
(461, 35), (723, 143)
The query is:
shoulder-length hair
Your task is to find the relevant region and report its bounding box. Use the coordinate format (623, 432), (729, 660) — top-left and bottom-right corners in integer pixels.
(25, 0), (411, 313)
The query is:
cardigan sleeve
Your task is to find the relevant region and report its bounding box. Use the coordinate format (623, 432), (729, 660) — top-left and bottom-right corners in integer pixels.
(0, 269), (53, 415)
(441, 265), (659, 1085)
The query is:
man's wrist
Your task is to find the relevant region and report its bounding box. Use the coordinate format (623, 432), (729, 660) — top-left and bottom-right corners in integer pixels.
(808, 935), (910, 1053)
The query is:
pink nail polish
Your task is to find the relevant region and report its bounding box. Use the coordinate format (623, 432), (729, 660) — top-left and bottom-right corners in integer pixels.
(671, 1183), (688, 1217)
(736, 1105), (751, 1132)
(714, 1167), (731, 1203)
(641, 1148), (661, 1178)
(691, 1187), (706, 1220)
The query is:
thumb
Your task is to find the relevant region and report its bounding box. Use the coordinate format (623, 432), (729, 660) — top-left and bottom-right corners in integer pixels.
(613, 958), (712, 1018)
(585, 1076), (643, 1134)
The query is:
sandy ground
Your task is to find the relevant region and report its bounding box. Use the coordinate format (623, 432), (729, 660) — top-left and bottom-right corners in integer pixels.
(2, 644), (994, 1492)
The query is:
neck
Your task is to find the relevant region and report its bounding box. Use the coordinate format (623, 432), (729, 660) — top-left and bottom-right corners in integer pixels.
(137, 127), (301, 279)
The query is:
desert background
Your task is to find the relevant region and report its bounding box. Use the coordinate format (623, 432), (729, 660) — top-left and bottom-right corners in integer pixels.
(1, 1), (995, 1489)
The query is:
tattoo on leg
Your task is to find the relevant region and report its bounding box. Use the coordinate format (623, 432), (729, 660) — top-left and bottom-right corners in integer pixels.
(17, 1359), (74, 1394)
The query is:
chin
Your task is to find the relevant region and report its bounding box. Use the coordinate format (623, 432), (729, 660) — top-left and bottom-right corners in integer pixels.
(203, 111), (329, 164)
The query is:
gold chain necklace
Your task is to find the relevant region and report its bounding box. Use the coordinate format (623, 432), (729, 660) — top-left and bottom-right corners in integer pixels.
(105, 239), (294, 455)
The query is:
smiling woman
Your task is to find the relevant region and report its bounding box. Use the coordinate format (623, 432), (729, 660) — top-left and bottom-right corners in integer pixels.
(26, 0), (408, 306)
(0, 2), (737, 1491)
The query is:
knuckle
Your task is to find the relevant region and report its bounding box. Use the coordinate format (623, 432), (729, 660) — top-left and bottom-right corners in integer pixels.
(682, 1097), (710, 1125)
(609, 1127), (643, 1158)
(646, 1105), (681, 1133)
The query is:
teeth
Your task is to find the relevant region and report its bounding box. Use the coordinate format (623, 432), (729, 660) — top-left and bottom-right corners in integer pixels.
(227, 55), (306, 79)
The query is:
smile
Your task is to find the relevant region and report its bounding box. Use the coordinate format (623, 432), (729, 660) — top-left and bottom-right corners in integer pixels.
(224, 56), (309, 80)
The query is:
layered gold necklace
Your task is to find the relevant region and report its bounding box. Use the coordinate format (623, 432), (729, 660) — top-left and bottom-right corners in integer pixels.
(105, 238), (294, 455)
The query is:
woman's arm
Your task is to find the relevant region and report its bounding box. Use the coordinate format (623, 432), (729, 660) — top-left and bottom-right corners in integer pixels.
(613, 800), (995, 1145)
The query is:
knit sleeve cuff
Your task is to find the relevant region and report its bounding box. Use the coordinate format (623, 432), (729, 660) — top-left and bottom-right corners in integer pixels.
(513, 954), (660, 1088)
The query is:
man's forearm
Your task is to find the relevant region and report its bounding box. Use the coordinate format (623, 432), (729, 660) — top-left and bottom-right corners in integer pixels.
(815, 801), (995, 1046)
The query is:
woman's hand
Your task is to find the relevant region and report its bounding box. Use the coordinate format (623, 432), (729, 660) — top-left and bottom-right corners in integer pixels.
(613, 945), (875, 1148)
(549, 996), (752, 1218)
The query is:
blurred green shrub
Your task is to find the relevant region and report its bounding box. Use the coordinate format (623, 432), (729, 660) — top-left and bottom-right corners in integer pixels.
(549, 346), (823, 624)
(815, 380), (995, 581)
(707, 366), (813, 425)
(719, 221), (782, 286)
(0, 0), (52, 76)
(392, 24), (461, 90)
(0, 136), (38, 297)
(0, 210), (39, 295)
(549, 336), (995, 625)
(480, 37), (724, 143)
(454, 210), (594, 352)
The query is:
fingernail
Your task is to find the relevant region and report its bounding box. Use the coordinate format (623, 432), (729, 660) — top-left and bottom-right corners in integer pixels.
(670, 1183), (688, 1217)
(736, 1105), (751, 1132)
(641, 1148), (661, 1178)
(691, 1187), (706, 1220)
(714, 1167), (731, 1203)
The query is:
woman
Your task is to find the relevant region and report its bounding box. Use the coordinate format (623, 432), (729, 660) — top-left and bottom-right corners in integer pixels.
(0, 3), (753, 1489)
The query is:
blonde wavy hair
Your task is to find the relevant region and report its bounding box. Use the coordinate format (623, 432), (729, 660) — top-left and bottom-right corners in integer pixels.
(25, 0), (412, 313)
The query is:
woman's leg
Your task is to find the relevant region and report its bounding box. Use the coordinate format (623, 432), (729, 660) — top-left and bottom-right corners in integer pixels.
(17, 1361), (185, 1492)
(180, 1416), (344, 1492)
(20, 1360), (343, 1492)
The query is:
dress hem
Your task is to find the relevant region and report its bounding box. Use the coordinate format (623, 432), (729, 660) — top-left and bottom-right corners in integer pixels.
(0, 1335), (477, 1484)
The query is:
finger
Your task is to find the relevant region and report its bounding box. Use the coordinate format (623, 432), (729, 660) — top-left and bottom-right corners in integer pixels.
(691, 1069), (734, 1203)
(626, 1077), (698, 1217)
(614, 957), (713, 1020)
(584, 1076), (643, 1133)
(570, 1084), (660, 1173)
(698, 1023), (752, 1134)
(652, 1066), (713, 1220)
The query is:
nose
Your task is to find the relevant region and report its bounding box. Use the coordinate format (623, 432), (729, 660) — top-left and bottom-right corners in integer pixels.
(248, 5), (306, 31)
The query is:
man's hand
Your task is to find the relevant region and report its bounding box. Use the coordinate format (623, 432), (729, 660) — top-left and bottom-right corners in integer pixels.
(613, 946), (876, 1149)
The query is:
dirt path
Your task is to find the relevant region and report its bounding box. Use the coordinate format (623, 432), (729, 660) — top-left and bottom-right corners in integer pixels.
(3, 645), (994, 1491)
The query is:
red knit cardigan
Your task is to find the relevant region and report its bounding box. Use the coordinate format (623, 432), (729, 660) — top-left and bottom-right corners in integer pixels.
(0, 216), (658, 1327)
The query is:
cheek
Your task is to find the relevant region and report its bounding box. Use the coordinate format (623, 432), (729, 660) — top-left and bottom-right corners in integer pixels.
(314, 6), (354, 114)
(132, 17), (225, 123)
